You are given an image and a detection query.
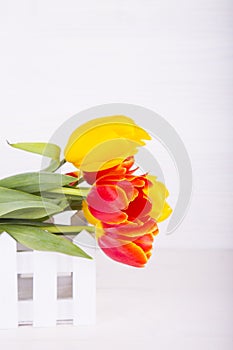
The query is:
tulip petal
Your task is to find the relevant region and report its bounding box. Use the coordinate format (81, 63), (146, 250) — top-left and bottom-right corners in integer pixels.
(82, 200), (100, 226)
(147, 175), (172, 222)
(98, 235), (148, 268)
(125, 193), (152, 221)
(72, 139), (143, 172)
(87, 185), (129, 213)
(157, 202), (173, 222)
(133, 234), (154, 253)
(103, 217), (158, 238)
(88, 205), (128, 225)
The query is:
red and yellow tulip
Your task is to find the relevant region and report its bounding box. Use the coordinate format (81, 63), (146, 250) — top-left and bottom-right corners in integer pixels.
(82, 157), (172, 267)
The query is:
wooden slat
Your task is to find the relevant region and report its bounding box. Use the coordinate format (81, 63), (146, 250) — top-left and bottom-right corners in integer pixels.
(0, 233), (18, 329)
(72, 231), (96, 325)
(17, 251), (34, 274)
(18, 300), (33, 325)
(19, 299), (74, 324)
(33, 251), (57, 327)
(56, 253), (73, 273)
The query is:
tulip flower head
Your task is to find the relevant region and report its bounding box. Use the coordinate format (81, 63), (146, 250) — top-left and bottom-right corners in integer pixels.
(64, 115), (151, 172)
(82, 157), (172, 267)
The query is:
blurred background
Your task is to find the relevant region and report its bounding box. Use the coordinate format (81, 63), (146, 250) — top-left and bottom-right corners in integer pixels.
(0, 1), (232, 349)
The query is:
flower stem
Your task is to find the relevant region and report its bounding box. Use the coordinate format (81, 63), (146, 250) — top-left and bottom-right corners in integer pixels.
(52, 158), (66, 172)
(48, 187), (89, 197)
(43, 225), (95, 234)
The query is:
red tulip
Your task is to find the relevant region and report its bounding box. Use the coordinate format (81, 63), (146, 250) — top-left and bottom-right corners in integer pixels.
(82, 157), (160, 267)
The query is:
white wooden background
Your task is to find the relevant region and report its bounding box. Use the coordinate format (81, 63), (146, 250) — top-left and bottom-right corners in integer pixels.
(0, 0), (232, 250)
(0, 1), (232, 349)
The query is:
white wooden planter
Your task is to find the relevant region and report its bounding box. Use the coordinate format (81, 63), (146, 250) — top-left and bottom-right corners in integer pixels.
(0, 231), (96, 329)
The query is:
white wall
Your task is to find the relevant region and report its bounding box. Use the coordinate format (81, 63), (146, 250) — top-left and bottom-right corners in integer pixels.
(0, 0), (232, 249)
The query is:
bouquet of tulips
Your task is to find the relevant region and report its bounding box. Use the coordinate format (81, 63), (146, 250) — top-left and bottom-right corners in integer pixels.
(0, 116), (172, 267)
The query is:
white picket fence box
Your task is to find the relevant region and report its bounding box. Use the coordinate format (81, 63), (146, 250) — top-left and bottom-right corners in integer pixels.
(0, 231), (96, 329)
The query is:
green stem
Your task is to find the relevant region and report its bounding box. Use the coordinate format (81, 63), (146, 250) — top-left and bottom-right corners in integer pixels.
(50, 158), (66, 172)
(76, 177), (84, 185)
(49, 187), (89, 197)
(42, 159), (67, 172)
(43, 225), (95, 234)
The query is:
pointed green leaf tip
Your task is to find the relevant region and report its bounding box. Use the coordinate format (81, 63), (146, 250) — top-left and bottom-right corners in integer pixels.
(8, 142), (61, 161)
(1, 224), (92, 259)
(8, 142), (62, 172)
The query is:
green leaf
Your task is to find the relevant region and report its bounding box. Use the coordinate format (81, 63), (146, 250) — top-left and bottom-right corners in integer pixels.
(8, 142), (64, 173)
(0, 187), (66, 219)
(0, 206), (60, 220)
(8, 142), (61, 161)
(0, 220), (95, 234)
(2, 224), (92, 259)
(0, 220), (95, 238)
(0, 172), (78, 193)
(0, 186), (48, 203)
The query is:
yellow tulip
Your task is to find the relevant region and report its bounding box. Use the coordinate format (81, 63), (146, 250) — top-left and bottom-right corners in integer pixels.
(64, 115), (151, 172)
